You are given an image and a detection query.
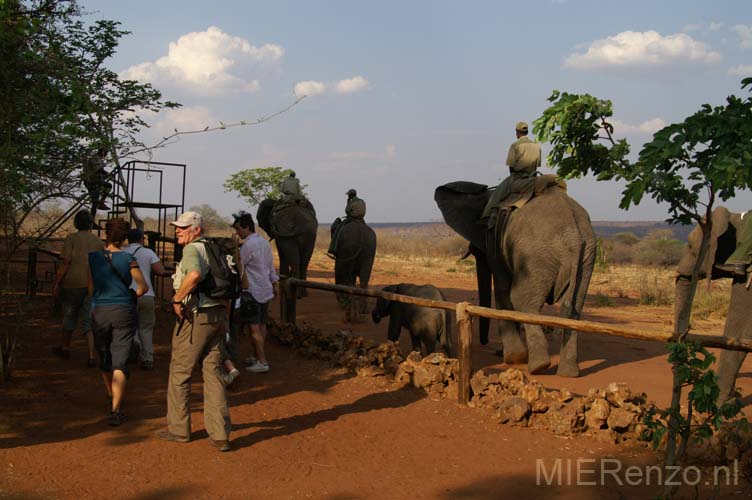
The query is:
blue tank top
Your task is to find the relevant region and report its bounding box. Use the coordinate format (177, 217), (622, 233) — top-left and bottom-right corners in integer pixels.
(88, 250), (136, 307)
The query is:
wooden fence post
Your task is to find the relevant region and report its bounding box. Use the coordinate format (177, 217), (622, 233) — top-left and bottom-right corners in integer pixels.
(456, 301), (473, 405)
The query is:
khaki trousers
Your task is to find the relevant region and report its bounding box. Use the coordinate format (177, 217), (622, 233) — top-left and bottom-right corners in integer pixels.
(167, 305), (231, 440)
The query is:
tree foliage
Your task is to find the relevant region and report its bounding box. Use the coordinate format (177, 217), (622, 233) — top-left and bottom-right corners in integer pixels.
(0, 0), (178, 279)
(223, 166), (306, 207)
(188, 204), (230, 234)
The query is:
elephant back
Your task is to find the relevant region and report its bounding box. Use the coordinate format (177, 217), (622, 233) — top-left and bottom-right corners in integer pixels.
(256, 199), (276, 237)
(334, 220), (376, 261)
(268, 199), (318, 239)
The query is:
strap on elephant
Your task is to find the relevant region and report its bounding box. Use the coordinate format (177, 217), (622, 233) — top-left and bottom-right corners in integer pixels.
(486, 175), (566, 258)
(331, 218), (365, 263)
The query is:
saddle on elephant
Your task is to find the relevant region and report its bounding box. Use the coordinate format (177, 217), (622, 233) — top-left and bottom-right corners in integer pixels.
(487, 174), (567, 256)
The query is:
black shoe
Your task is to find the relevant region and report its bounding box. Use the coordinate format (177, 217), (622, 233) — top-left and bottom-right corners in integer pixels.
(209, 438), (231, 452)
(715, 263), (749, 276)
(52, 346), (70, 360)
(108, 410), (124, 427)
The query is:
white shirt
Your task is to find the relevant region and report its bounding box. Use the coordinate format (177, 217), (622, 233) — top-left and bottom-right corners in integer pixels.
(125, 243), (161, 297)
(240, 233), (278, 304)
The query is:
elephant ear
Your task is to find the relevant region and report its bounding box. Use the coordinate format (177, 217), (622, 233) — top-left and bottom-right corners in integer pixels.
(434, 182), (489, 249)
(256, 199), (276, 237)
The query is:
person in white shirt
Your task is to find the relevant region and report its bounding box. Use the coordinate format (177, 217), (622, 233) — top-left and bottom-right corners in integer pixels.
(232, 211), (278, 373)
(125, 228), (166, 369)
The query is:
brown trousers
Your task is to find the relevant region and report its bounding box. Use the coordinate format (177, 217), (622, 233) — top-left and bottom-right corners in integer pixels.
(167, 305), (231, 440)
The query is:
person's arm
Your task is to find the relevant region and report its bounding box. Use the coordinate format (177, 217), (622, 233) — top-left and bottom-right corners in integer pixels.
(172, 270), (201, 318)
(130, 263), (148, 297)
(150, 261), (166, 277)
(53, 238), (74, 297)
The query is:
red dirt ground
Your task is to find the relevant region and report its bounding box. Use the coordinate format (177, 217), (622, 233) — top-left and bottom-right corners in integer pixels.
(1, 253), (751, 499)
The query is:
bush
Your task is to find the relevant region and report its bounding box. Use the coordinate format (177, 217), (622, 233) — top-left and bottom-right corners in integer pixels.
(634, 237), (685, 267)
(639, 274), (673, 306)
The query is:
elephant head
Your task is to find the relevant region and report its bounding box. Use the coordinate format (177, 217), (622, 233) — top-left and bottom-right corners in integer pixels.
(372, 284), (398, 336)
(256, 199), (275, 238)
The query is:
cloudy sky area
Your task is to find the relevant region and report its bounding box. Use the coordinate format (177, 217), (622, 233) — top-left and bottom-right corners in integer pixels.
(88, 0), (752, 222)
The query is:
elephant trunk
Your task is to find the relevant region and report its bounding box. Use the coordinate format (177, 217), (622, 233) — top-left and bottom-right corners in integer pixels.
(475, 247), (492, 345)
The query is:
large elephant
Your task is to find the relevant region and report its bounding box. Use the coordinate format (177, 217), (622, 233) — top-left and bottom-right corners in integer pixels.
(434, 181), (596, 377)
(257, 198), (318, 295)
(330, 219), (377, 317)
(372, 283), (454, 357)
(674, 207), (752, 404)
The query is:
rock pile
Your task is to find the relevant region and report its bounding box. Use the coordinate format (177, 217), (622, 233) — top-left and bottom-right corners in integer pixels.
(394, 351), (459, 398)
(469, 369), (649, 443)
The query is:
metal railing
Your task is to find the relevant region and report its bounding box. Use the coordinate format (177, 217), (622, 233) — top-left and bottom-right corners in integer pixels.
(278, 277), (752, 405)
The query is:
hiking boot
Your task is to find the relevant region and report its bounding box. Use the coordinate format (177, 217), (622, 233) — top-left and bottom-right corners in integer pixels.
(156, 429), (190, 443)
(245, 361), (270, 373)
(108, 410), (125, 427)
(222, 368), (240, 386)
(715, 262), (749, 276)
(52, 346), (70, 360)
(209, 438), (231, 452)
(243, 355), (258, 366)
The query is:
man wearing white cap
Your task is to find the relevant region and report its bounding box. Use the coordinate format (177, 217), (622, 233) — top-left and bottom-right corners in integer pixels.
(156, 211), (231, 452)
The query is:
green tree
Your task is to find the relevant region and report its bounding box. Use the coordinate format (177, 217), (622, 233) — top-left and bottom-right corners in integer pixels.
(224, 166), (306, 207)
(533, 79), (752, 485)
(189, 204), (231, 235)
(0, 0), (178, 281)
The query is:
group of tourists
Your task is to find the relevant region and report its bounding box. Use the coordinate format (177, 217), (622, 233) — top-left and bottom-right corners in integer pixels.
(52, 204), (277, 451)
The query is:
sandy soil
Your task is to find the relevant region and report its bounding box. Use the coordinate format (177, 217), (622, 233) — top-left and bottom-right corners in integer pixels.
(1, 252), (751, 499)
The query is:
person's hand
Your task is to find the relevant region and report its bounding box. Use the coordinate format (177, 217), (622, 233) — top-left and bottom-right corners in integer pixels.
(52, 282), (60, 298)
(173, 302), (184, 319)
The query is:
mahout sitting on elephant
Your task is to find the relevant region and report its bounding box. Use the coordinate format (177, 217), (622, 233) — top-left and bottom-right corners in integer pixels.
(257, 197), (317, 298)
(371, 283), (453, 357)
(435, 180), (596, 377)
(674, 206), (752, 404)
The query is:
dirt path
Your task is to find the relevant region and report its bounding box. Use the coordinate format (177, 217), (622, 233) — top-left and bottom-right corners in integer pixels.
(1, 254), (751, 499)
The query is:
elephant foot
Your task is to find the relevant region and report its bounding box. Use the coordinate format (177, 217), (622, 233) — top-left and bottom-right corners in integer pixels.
(528, 355), (551, 375)
(556, 362), (580, 378)
(504, 348), (528, 365)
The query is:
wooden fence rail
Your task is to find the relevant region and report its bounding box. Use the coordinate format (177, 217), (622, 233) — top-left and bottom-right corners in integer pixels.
(280, 277), (752, 405)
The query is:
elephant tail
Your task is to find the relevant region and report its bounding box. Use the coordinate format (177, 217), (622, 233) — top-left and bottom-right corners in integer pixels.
(560, 234), (596, 322)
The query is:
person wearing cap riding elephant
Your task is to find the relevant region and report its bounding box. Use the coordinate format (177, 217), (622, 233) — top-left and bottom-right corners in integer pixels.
(481, 121), (541, 228)
(156, 210), (232, 452)
(327, 189), (366, 258)
(279, 171), (302, 202)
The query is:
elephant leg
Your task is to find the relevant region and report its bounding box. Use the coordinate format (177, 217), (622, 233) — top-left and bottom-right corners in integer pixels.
(494, 271), (527, 364)
(717, 281), (752, 404)
(357, 256), (374, 315)
(411, 334), (423, 354)
(510, 289), (549, 375)
(717, 350), (746, 405)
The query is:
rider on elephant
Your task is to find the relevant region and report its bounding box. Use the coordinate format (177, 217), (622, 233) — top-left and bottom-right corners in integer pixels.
(327, 188), (366, 258)
(481, 121), (541, 230)
(279, 171), (302, 201)
(716, 210), (752, 276)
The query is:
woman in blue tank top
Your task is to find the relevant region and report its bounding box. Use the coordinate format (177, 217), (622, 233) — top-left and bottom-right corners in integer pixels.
(88, 218), (148, 426)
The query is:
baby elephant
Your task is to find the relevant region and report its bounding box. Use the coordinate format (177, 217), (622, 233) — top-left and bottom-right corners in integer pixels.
(371, 283), (453, 357)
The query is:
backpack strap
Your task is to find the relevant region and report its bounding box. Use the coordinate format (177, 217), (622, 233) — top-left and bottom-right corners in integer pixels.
(104, 250), (132, 289)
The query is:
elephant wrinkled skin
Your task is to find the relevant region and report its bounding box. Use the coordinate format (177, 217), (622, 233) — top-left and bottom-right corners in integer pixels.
(434, 181), (596, 377)
(331, 219), (377, 315)
(372, 283), (454, 357)
(674, 207), (751, 404)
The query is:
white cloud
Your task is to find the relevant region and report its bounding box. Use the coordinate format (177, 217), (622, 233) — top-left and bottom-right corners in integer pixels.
(294, 80), (326, 97)
(120, 26), (283, 95)
(728, 64), (752, 76)
(564, 31), (721, 69)
(733, 25), (752, 49)
(334, 76), (370, 94)
(709, 22), (723, 32)
(609, 118), (667, 135)
(681, 24), (701, 33)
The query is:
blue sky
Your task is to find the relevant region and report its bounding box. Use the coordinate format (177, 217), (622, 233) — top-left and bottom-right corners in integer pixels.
(86, 0), (752, 223)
